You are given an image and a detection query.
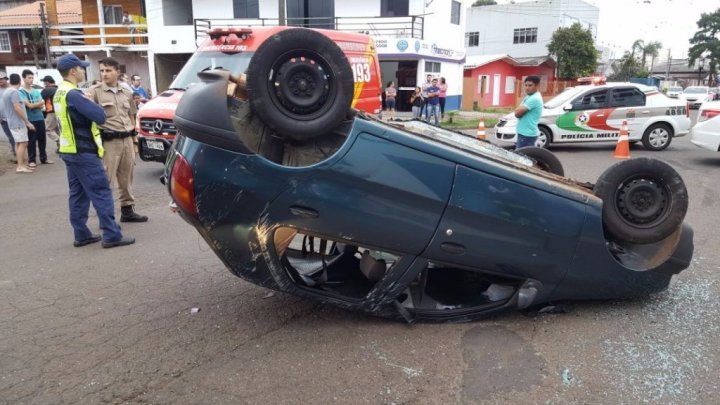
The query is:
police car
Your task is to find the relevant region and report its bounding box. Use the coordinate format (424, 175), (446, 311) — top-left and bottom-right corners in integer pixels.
(495, 82), (691, 151)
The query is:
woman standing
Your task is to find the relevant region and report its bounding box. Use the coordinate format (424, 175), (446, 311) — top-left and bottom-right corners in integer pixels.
(410, 87), (424, 119)
(384, 81), (397, 120)
(439, 77), (448, 119)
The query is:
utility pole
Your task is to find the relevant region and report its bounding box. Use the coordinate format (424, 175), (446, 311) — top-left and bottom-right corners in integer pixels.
(665, 48), (671, 85)
(39, 2), (52, 68)
(278, 0), (286, 26)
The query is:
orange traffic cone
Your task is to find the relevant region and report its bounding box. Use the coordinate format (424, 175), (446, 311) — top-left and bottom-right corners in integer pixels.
(476, 119), (486, 141)
(613, 120), (630, 159)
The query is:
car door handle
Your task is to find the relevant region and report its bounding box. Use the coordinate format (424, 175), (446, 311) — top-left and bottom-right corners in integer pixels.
(440, 242), (466, 255)
(641, 110), (650, 114)
(289, 206), (319, 219)
(596, 114), (605, 117)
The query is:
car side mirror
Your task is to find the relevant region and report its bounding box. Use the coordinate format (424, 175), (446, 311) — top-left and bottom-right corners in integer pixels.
(562, 104), (572, 111)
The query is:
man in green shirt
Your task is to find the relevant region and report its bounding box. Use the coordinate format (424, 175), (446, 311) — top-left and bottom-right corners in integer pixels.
(514, 76), (543, 149)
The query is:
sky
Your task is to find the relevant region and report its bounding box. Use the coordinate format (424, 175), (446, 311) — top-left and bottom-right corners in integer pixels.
(494, 0), (719, 60)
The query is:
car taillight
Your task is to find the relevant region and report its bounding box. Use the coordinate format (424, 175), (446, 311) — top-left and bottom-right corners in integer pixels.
(170, 153), (198, 218)
(698, 109), (720, 122)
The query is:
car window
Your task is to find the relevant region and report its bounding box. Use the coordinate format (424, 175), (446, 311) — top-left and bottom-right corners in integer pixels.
(610, 88), (645, 108)
(570, 89), (608, 110)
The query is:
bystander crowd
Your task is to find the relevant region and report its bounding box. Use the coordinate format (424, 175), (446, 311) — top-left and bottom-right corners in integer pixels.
(2, 74), (36, 173)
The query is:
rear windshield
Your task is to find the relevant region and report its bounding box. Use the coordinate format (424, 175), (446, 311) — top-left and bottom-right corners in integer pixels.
(684, 86), (708, 94)
(669, 86), (683, 92)
(170, 51), (253, 90)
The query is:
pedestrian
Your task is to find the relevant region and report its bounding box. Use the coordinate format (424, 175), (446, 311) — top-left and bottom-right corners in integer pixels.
(54, 54), (134, 248)
(384, 81), (397, 121)
(0, 71), (16, 161)
(513, 76), (543, 149)
(122, 12), (136, 44)
(118, 73), (133, 93)
(410, 86), (424, 119)
(129, 75), (149, 101)
(87, 57), (148, 223)
(20, 69), (52, 166)
(420, 74), (432, 120)
(425, 78), (441, 126)
(2, 74), (36, 173)
(41, 75), (59, 152)
(438, 77), (448, 119)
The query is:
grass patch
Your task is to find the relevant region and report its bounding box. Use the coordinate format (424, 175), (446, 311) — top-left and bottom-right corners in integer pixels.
(442, 118), (498, 129)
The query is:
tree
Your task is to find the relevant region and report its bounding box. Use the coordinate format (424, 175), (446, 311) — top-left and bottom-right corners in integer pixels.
(688, 8), (720, 86)
(472, 0), (497, 5)
(643, 41), (662, 71)
(608, 51), (644, 81)
(547, 23), (598, 80)
(630, 39), (644, 60)
(26, 27), (45, 69)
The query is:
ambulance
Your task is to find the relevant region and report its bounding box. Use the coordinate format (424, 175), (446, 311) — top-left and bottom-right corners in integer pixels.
(137, 26), (382, 163)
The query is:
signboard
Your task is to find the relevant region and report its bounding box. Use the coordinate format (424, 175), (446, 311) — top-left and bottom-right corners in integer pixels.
(374, 37), (465, 61)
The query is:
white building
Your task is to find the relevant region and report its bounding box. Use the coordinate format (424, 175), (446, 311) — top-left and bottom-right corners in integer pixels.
(145, 0), (469, 111)
(465, 0), (599, 58)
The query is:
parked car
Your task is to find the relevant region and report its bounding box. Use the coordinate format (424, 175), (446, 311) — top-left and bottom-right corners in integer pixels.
(136, 26), (383, 163)
(666, 85), (683, 98)
(690, 100), (720, 152)
(495, 82), (691, 151)
(682, 86), (713, 109)
(164, 28), (693, 322)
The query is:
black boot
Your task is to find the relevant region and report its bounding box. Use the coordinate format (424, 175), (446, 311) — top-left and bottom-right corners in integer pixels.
(121, 205), (148, 222)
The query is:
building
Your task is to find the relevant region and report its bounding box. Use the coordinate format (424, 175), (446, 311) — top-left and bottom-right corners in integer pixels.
(144, 0), (469, 111)
(0, 0), (81, 68)
(465, 0), (599, 58)
(462, 54), (556, 109)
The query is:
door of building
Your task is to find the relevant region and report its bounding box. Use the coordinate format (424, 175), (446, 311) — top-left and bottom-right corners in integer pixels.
(493, 74), (501, 106)
(286, 0), (334, 29)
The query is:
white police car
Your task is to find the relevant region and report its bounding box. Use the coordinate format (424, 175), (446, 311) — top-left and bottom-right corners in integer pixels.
(495, 82), (691, 151)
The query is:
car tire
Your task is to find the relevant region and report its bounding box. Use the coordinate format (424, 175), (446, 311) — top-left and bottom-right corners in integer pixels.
(246, 28), (355, 141)
(593, 158), (688, 244)
(641, 123), (673, 151)
(516, 146), (564, 176)
(536, 126), (552, 148)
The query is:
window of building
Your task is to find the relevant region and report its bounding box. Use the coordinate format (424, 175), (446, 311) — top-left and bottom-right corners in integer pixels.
(381, 0), (408, 17)
(425, 62), (441, 75)
(233, 0), (259, 18)
(103, 5), (123, 24)
(163, 0), (194, 26)
(451, 1), (461, 25)
(0, 31), (10, 52)
(465, 32), (479, 47)
(513, 27), (538, 44)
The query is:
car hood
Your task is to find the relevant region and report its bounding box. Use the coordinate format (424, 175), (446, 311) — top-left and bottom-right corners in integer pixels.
(139, 89), (185, 118)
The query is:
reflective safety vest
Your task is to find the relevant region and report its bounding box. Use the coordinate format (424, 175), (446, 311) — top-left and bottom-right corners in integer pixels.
(55, 81), (104, 158)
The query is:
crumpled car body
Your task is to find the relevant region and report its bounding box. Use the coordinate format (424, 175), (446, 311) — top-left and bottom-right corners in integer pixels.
(164, 70), (693, 322)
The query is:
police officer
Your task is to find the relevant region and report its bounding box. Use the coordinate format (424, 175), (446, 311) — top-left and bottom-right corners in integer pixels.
(87, 57), (148, 222)
(54, 54), (134, 248)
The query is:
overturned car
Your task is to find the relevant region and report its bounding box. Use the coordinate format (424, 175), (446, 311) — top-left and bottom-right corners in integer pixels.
(165, 28), (693, 322)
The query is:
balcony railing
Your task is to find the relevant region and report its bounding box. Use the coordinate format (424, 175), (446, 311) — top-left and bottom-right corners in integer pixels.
(194, 15), (424, 44)
(48, 23), (149, 52)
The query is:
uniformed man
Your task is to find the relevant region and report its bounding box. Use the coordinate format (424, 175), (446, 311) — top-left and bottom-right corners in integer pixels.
(88, 57), (148, 222)
(54, 54), (134, 248)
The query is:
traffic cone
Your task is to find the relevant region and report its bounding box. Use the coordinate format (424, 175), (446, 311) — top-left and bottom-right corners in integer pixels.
(476, 119), (486, 141)
(613, 120), (630, 159)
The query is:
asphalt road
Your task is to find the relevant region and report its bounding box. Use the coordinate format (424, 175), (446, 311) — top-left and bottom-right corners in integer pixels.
(1, 112), (718, 404)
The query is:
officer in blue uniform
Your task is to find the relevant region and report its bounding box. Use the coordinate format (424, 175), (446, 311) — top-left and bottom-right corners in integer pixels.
(54, 54), (135, 248)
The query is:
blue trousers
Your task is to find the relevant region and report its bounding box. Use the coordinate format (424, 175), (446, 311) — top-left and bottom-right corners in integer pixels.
(516, 134), (538, 149)
(1, 120), (15, 156)
(60, 153), (123, 243)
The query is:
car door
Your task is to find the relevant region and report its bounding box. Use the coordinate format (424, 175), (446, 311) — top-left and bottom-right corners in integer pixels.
(555, 88), (611, 142)
(608, 87), (646, 136)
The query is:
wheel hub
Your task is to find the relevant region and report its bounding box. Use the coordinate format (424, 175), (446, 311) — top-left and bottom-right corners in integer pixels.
(617, 178), (667, 224)
(273, 56), (330, 116)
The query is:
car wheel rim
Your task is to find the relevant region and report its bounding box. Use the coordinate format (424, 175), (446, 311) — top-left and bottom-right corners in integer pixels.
(617, 178), (669, 226)
(270, 52), (333, 118)
(535, 133), (547, 147)
(648, 128), (669, 148)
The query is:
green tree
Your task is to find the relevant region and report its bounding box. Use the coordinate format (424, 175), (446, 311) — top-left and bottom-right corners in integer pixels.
(643, 41), (662, 72)
(547, 23), (598, 80)
(608, 51), (644, 81)
(630, 39), (644, 60)
(26, 27), (45, 69)
(472, 0), (497, 6)
(688, 8), (720, 86)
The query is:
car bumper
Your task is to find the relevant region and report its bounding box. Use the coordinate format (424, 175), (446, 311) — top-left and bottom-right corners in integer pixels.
(495, 126), (517, 145)
(690, 122), (720, 152)
(138, 136), (174, 163)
